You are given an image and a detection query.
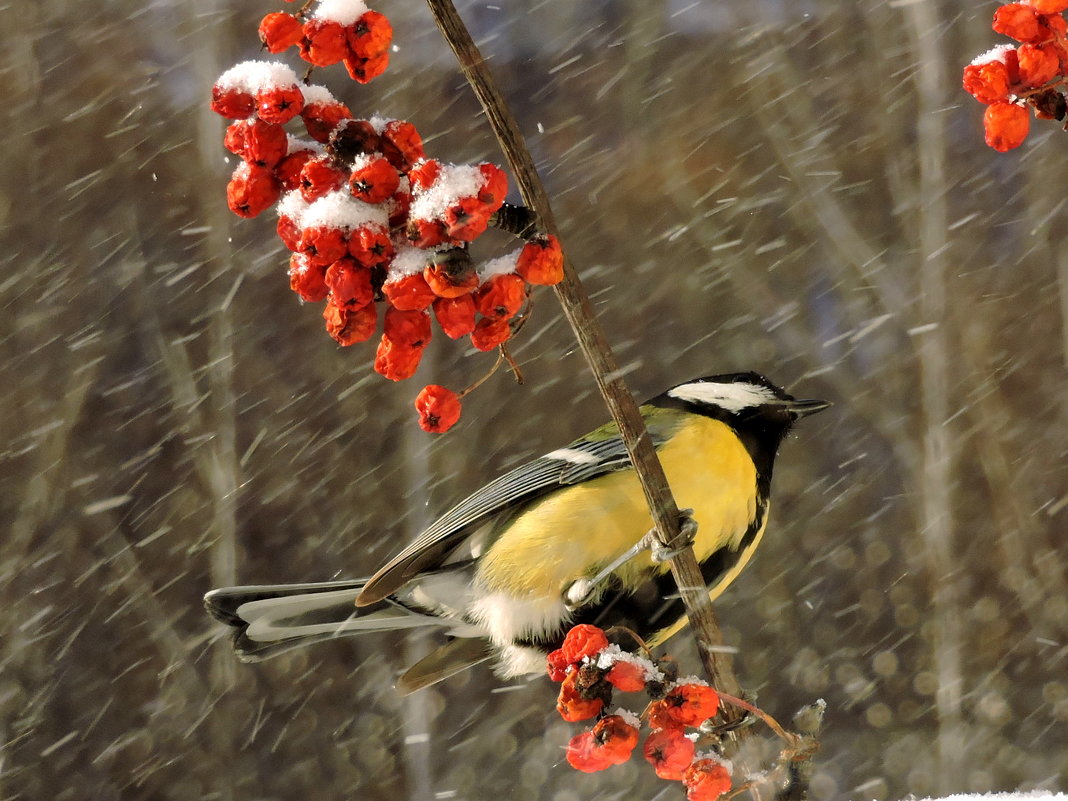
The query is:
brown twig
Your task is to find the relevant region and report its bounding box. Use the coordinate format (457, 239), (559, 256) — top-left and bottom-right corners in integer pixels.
(423, 0), (745, 723)
(499, 343), (524, 384)
(716, 691), (794, 745)
(457, 350), (505, 400)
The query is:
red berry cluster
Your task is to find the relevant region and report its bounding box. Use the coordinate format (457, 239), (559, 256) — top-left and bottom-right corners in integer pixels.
(548, 625), (733, 801)
(210, 1), (566, 433)
(963, 0), (1068, 151)
(259, 0), (392, 82)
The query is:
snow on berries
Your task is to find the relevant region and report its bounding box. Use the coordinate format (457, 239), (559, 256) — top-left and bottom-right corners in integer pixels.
(547, 624), (733, 799)
(211, 2), (566, 433)
(963, 1), (1068, 150)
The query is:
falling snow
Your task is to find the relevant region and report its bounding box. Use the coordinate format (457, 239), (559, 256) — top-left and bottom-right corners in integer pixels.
(3, 0), (1067, 800)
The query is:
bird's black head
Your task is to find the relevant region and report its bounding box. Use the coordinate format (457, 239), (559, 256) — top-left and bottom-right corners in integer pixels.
(657, 371), (830, 482)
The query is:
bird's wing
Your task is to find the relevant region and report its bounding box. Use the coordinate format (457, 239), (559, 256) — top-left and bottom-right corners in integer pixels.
(357, 420), (673, 605)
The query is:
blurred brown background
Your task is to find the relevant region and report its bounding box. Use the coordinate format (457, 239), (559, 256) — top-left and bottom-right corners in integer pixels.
(2, 0), (1066, 799)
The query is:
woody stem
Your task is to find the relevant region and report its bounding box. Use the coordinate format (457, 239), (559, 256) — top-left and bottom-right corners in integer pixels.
(424, 0), (747, 727)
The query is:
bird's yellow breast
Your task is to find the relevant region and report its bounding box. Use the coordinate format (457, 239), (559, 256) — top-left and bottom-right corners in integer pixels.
(476, 416), (758, 597)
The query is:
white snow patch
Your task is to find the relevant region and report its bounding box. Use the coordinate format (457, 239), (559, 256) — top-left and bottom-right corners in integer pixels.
(312, 0), (368, 25)
(594, 644), (664, 682)
(300, 191), (387, 230)
(285, 135), (323, 154)
(277, 191), (311, 225)
(674, 675), (709, 687)
(301, 83), (340, 106)
(216, 60), (299, 93)
(368, 114), (392, 133)
(409, 164), (485, 222)
(387, 246), (432, 279)
(611, 707), (641, 729)
(478, 250), (520, 279)
(970, 44), (1016, 67)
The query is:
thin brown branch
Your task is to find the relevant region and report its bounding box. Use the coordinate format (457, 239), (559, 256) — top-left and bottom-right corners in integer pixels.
(423, 0), (744, 721)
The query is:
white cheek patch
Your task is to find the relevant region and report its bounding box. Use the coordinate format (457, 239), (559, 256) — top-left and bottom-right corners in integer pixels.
(668, 381), (779, 413)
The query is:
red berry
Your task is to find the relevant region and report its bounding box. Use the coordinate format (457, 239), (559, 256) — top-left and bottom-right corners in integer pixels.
(1017, 42), (1060, 86)
(643, 728), (695, 781)
(984, 101), (1031, 151)
(298, 224), (349, 267)
(243, 118), (289, 168)
(407, 159), (442, 191)
(223, 121), (249, 158)
(226, 163), (280, 218)
(546, 648), (571, 682)
(414, 384), (462, 433)
(993, 3), (1047, 43)
(374, 335), (424, 380)
(274, 149), (317, 191)
(444, 196), (490, 241)
(289, 254), (329, 302)
(257, 84), (304, 125)
(565, 731), (613, 773)
(605, 660), (648, 693)
(659, 683), (721, 727)
(591, 715), (640, 765)
(406, 218), (450, 249)
(343, 51), (389, 84)
(299, 156), (347, 202)
(347, 10), (393, 59)
(432, 295), (477, 339)
(474, 273), (526, 320)
(384, 307), (432, 349)
(962, 60), (1012, 104)
(555, 672), (604, 722)
(647, 700), (683, 732)
(348, 224), (394, 269)
(328, 119), (382, 162)
(560, 624), (610, 664)
(477, 163), (508, 212)
(300, 19), (349, 66)
(515, 235), (564, 286)
(277, 212), (303, 251)
(210, 84), (255, 119)
(384, 272), (437, 311)
(380, 120), (426, 172)
(349, 155), (401, 204)
(259, 12), (304, 53)
(302, 101), (353, 144)
(324, 299), (377, 346)
(470, 317), (511, 351)
(1028, 0), (1068, 10)
(424, 257), (479, 298)
(387, 186), (412, 228)
(683, 759), (732, 801)
(325, 257), (374, 307)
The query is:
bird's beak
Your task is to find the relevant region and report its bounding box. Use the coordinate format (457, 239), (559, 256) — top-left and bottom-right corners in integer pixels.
(786, 398), (831, 418)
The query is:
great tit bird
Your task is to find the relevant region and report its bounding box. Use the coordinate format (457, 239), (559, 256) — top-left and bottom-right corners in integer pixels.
(205, 372), (828, 692)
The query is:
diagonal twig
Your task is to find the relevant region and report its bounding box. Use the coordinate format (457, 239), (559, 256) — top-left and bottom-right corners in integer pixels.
(423, 0), (745, 720)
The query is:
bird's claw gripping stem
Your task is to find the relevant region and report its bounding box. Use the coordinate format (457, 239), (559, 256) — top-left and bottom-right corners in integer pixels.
(563, 509), (699, 609)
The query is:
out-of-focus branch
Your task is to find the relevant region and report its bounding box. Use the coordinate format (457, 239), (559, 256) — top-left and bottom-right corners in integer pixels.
(423, 0), (745, 718)
(903, 2), (964, 792)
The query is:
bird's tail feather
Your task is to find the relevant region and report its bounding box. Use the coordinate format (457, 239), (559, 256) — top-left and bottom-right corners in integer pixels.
(204, 579), (447, 662)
